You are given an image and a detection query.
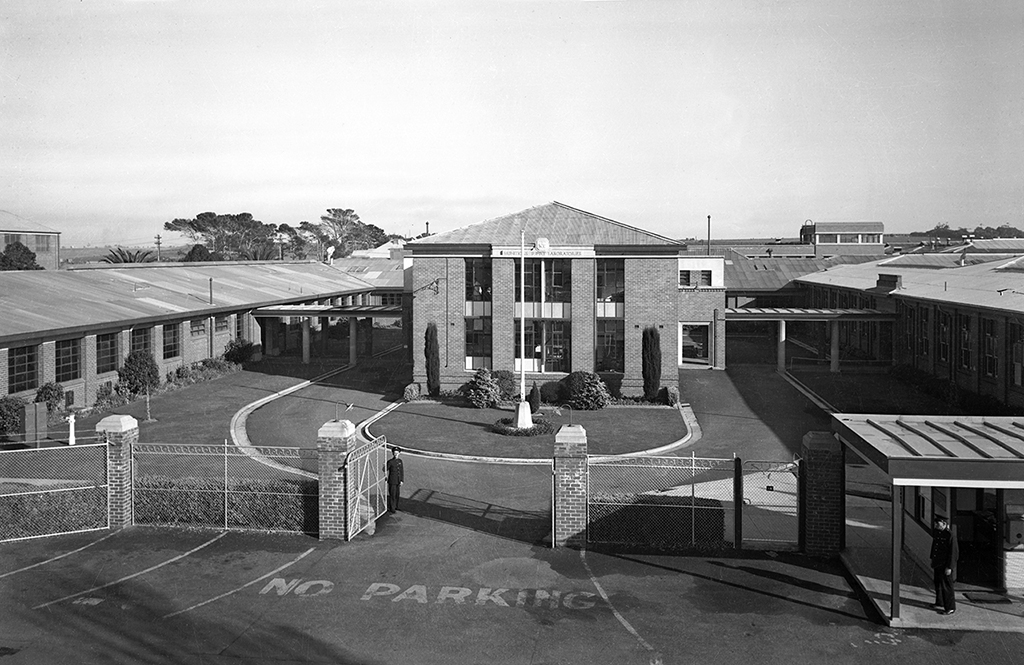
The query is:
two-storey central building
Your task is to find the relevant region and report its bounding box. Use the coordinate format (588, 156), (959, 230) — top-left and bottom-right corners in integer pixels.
(405, 202), (726, 397)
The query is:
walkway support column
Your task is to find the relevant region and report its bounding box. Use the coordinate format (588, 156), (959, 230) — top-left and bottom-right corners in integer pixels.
(553, 425), (588, 548)
(302, 318), (311, 364)
(777, 319), (787, 374)
(97, 415), (139, 530)
(318, 419), (357, 541)
(830, 320), (840, 373)
(348, 317), (358, 366)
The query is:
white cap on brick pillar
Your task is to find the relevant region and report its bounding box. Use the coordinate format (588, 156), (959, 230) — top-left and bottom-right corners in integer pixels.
(318, 419), (355, 440)
(96, 414), (139, 434)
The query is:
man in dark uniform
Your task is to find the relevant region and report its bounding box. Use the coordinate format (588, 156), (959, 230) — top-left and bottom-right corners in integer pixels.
(930, 515), (958, 615)
(385, 447), (404, 513)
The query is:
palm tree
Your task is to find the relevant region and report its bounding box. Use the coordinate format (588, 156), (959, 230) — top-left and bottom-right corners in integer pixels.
(102, 247), (156, 263)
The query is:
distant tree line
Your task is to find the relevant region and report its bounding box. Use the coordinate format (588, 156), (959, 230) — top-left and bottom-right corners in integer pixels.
(909, 222), (1024, 240)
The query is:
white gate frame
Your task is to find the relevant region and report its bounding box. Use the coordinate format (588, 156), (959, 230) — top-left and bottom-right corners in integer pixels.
(346, 437), (388, 540)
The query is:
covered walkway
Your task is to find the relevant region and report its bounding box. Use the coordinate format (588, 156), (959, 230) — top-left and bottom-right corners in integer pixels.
(254, 302), (401, 365)
(724, 307), (896, 373)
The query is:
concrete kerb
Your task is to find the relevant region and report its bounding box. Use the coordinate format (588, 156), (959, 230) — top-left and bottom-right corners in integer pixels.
(358, 402), (701, 464)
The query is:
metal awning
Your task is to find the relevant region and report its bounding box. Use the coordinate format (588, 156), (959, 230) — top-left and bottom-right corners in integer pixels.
(832, 413), (1024, 487)
(724, 307), (896, 321)
(253, 304), (402, 317)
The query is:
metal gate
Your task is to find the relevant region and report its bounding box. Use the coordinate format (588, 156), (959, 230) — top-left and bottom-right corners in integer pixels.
(587, 454), (736, 549)
(346, 436), (388, 540)
(132, 443), (318, 534)
(740, 459), (800, 550)
(0, 443), (108, 542)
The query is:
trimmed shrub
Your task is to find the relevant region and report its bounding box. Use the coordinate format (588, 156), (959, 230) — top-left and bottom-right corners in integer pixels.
(118, 350), (160, 397)
(492, 417), (556, 436)
(0, 395), (27, 435)
(34, 382), (66, 414)
(403, 383), (421, 401)
(666, 385), (681, 406)
(223, 338), (257, 364)
(529, 382), (541, 413)
(466, 368), (501, 409)
(540, 380), (565, 405)
(425, 323), (440, 396)
(642, 326), (662, 400)
(492, 370), (518, 401)
(565, 371), (610, 410)
(94, 382), (130, 410)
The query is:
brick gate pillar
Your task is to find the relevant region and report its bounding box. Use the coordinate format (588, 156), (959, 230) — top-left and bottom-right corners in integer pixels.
(97, 415), (139, 530)
(801, 431), (844, 556)
(318, 419), (357, 541)
(553, 424), (588, 548)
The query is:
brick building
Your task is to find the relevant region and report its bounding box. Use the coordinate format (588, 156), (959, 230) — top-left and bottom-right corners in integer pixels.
(1, 210), (61, 270)
(405, 202), (725, 397)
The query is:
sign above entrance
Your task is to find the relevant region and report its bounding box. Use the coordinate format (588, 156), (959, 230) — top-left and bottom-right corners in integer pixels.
(492, 242), (595, 258)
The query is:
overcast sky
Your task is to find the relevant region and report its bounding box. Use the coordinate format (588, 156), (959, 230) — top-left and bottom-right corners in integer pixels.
(2, 0), (1021, 246)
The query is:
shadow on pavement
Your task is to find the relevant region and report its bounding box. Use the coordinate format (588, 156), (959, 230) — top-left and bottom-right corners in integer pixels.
(401, 488), (551, 546)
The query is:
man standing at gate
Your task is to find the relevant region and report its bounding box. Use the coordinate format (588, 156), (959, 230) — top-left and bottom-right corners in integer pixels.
(386, 447), (404, 513)
(930, 515), (958, 615)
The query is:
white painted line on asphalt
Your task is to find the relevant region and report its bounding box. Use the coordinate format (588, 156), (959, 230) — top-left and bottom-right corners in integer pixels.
(0, 532), (118, 580)
(163, 546), (316, 618)
(579, 548), (661, 662)
(33, 532), (227, 610)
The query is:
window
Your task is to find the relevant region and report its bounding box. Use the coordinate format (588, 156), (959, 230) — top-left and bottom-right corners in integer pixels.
(917, 308), (930, 358)
(937, 311), (951, 363)
(596, 259), (624, 303)
(34, 235), (51, 253)
(817, 234), (838, 244)
(680, 324), (710, 364)
(215, 315), (229, 332)
(862, 234), (881, 243)
(465, 259), (492, 302)
(3, 234), (23, 247)
(903, 305), (916, 356)
(958, 314), (972, 370)
(544, 259), (571, 303)
(190, 319), (207, 337)
(464, 318), (492, 370)
(982, 318), (998, 378)
(96, 333), (119, 374)
(130, 327), (152, 355)
(698, 270), (712, 287)
(514, 259), (541, 302)
(55, 339), (81, 382)
(235, 313), (245, 340)
(1011, 322), (1023, 387)
(163, 323), (181, 359)
(839, 234), (860, 243)
(380, 293), (402, 306)
(514, 320), (570, 373)
(596, 320), (624, 372)
(679, 270), (691, 287)
(8, 345), (38, 393)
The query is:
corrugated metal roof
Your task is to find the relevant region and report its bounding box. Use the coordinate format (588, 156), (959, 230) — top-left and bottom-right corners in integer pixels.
(961, 238), (1024, 253)
(331, 257), (405, 289)
(409, 202), (680, 247)
(724, 251), (881, 291)
(833, 414), (1024, 484)
(0, 262), (376, 341)
(794, 255), (1024, 314)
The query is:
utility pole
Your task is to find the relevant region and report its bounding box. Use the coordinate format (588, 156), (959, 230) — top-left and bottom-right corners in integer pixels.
(155, 234), (162, 261)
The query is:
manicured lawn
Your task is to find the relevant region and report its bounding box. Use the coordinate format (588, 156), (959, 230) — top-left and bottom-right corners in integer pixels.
(366, 401), (687, 457)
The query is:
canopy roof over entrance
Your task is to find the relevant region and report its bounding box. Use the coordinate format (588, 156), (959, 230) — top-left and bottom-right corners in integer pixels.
(833, 414), (1024, 487)
(724, 307), (896, 321)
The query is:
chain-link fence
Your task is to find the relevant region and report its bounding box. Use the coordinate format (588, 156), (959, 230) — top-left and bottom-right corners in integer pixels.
(132, 443), (318, 534)
(0, 443), (108, 542)
(588, 454), (736, 550)
(740, 459), (800, 550)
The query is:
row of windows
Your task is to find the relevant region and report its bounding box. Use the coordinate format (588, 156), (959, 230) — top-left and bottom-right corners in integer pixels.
(679, 270), (713, 288)
(3, 234), (52, 253)
(465, 318), (628, 374)
(815, 233), (882, 244)
(7, 316), (248, 394)
(463, 259), (629, 303)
